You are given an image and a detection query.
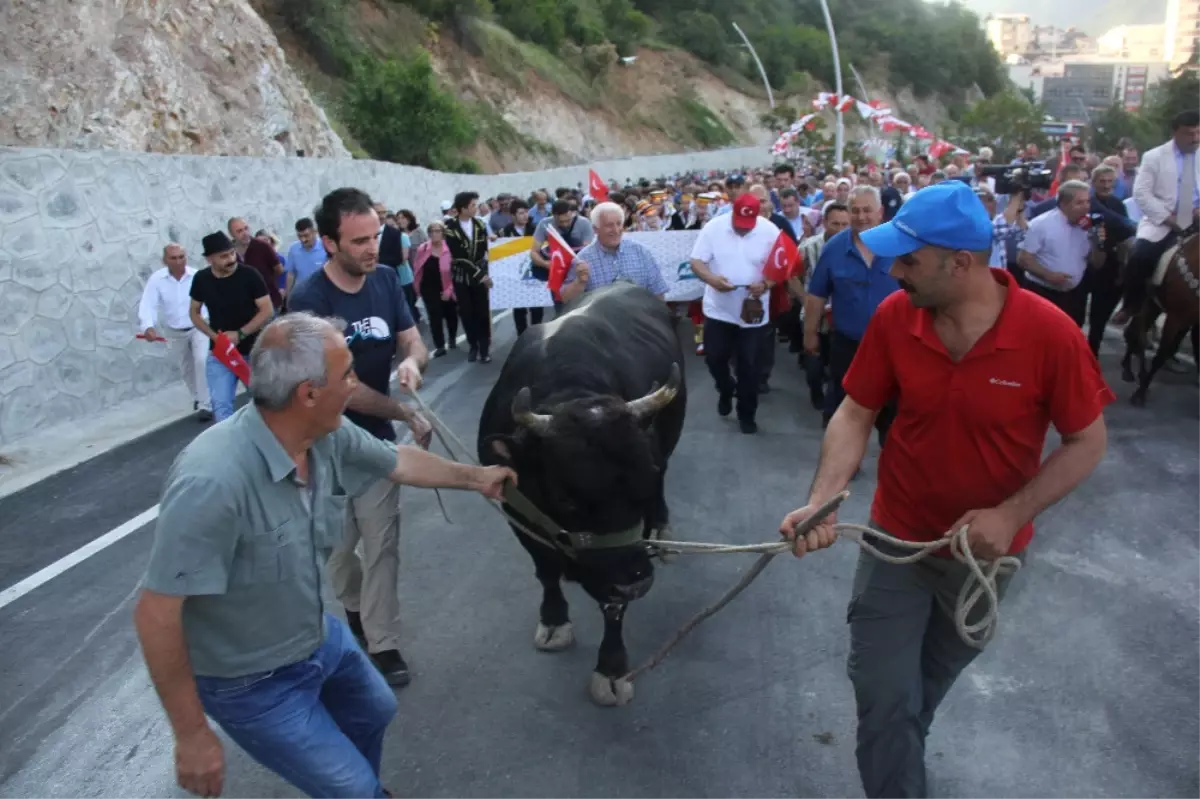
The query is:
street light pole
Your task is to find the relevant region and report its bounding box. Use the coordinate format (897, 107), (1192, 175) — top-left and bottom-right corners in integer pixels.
(818, 0), (845, 170)
(731, 22), (775, 110)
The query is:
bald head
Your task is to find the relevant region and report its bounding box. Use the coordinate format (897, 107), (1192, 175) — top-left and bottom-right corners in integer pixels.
(749, 184), (772, 217)
(162, 242), (187, 273)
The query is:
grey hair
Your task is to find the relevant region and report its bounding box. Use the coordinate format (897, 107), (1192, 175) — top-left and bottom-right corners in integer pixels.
(849, 185), (881, 206)
(249, 312), (346, 411)
(590, 201), (626, 227)
(1091, 164), (1117, 181)
(1057, 179), (1091, 206)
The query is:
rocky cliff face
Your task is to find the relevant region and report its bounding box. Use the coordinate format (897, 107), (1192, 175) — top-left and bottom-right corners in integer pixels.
(0, 0), (349, 158)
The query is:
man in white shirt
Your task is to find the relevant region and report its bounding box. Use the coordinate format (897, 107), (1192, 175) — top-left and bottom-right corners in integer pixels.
(688, 193), (780, 435)
(138, 243), (211, 421)
(1017, 180), (1106, 326)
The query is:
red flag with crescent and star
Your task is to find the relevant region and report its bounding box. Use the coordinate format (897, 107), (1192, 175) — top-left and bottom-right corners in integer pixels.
(545, 228), (576, 299)
(762, 230), (801, 284)
(213, 333), (252, 387)
(588, 169), (609, 202)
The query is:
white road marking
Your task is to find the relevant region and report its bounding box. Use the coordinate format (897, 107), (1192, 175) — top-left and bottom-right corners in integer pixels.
(0, 506), (160, 611)
(0, 309), (521, 611)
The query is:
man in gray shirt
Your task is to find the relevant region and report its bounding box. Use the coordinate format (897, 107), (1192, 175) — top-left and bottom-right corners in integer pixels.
(133, 313), (513, 799)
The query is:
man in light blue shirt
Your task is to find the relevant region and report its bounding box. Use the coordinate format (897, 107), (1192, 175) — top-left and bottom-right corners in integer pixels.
(560, 202), (669, 303)
(284, 217), (328, 298)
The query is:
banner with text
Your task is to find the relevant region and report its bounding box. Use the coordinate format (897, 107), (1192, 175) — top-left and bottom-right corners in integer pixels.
(487, 232), (706, 309)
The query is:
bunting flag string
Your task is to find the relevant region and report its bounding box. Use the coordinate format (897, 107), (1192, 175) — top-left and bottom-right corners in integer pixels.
(773, 91), (969, 161)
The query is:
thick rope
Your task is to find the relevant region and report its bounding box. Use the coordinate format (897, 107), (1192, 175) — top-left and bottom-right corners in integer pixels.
(408, 389), (574, 559)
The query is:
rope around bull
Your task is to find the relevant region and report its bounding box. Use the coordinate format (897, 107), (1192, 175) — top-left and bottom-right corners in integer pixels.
(407, 389), (1020, 686)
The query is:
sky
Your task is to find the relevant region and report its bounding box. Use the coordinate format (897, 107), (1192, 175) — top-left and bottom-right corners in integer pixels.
(946, 0), (1169, 36)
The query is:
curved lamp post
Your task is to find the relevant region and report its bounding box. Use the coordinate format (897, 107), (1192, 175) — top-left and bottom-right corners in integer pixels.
(817, 0), (845, 169)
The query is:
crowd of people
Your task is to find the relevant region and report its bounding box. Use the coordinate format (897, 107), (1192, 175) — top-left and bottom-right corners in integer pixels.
(132, 109), (1198, 799)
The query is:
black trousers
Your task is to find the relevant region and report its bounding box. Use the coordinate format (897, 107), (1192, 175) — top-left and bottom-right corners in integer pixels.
(804, 330), (831, 401)
(826, 331), (896, 446)
(513, 306), (545, 335)
(419, 286), (458, 350)
(1085, 266), (1122, 356)
(1028, 280), (1088, 327)
(758, 320), (776, 385)
(455, 280), (491, 355)
(1122, 233), (1179, 312)
(704, 318), (768, 422)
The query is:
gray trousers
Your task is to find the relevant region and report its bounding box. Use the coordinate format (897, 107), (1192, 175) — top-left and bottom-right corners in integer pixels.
(327, 478), (403, 654)
(847, 529), (1022, 798)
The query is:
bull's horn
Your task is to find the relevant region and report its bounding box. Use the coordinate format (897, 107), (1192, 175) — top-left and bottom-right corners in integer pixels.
(627, 363), (681, 419)
(512, 387), (552, 434)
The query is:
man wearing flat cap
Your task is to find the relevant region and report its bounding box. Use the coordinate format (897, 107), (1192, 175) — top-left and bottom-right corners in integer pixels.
(778, 181), (1113, 799)
(189, 231), (275, 421)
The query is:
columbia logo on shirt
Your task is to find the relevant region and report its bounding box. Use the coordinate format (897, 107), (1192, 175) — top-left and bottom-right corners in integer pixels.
(989, 377), (1022, 388)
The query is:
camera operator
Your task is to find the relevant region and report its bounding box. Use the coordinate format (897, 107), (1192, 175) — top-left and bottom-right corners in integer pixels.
(1017, 180), (1107, 326)
(1085, 164), (1135, 354)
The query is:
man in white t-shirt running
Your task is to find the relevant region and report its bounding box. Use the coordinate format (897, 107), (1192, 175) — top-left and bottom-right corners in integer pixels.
(688, 193), (781, 434)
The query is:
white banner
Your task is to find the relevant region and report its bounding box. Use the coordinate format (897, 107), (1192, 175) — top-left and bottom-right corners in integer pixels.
(486, 232), (707, 309)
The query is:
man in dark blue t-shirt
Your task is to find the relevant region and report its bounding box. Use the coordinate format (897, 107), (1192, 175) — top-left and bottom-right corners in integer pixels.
(288, 188), (430, 688)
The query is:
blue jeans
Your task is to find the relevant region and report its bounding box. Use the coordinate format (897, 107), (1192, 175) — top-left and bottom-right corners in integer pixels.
(194, 615), (398, 798)
(205, 353), (239, 421)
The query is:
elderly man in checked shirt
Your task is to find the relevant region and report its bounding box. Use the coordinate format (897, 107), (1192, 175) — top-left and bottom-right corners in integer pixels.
(559, 202), (669, 302)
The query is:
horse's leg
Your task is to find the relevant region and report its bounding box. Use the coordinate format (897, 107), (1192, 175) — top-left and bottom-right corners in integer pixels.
(1121, 317), (1139, 383)
(1132, 312), (1190, 407)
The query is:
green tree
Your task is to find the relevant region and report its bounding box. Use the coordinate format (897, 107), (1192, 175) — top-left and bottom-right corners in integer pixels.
(1088, 103), (1159, 154)
(668, 11), (730, 65)
(342, 53), (477, 169)
(959, 89), (1048, 158)
(1142, 69), (1200, 139)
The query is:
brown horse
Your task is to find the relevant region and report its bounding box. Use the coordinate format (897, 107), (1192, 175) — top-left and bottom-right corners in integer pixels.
(1121, 231), (1200, 407)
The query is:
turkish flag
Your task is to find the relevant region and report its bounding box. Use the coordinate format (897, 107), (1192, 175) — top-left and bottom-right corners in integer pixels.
(545, 229), (575, 298)
(835, 94), (856, 113)
(588, 169), (609, 203)
(213, 333), (252, 387)
(762, 230), (801, 284)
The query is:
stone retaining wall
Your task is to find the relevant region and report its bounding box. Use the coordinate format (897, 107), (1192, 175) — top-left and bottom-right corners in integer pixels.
(0, 145), (770, 445)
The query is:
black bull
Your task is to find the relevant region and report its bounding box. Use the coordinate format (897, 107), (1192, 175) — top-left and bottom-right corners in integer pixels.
(477, 283), (687, 705)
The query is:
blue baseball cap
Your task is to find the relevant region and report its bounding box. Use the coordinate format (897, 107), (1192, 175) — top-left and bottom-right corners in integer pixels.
(859, 180), (993, 257)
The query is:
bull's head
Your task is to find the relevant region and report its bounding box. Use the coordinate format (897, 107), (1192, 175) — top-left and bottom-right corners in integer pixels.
(488, 364), (681, 601)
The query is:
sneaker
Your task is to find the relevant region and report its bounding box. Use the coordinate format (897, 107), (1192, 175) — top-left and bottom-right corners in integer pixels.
(433, 347), (447, 358)
(468, 347), (478, 363)
(809, 389), (825, 411)
(449, 341), (458, 350)
(739, 419), (758, 434)
(196, 409), (213, 423)
(371, 649), (412, 687)
(717, 393), (733, 417)
(480, 353), (492, 364)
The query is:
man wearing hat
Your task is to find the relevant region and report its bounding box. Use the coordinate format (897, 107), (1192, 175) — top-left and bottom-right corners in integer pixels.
(778, 181), (1113, 799)
(688, 192), (780, 434)
(188, 232), (275, 421)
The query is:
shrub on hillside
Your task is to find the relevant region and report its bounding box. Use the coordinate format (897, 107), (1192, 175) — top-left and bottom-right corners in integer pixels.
(342, 52), (477, 170)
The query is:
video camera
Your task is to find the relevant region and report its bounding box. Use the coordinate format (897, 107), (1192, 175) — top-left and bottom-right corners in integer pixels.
(978, 161), (1054, 197)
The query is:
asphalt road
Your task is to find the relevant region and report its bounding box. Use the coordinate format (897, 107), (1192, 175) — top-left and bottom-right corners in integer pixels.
(0, 314), (1197, 798)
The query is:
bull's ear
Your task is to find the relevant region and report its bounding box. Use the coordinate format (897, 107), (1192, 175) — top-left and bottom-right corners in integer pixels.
(483, 434), (516, 464)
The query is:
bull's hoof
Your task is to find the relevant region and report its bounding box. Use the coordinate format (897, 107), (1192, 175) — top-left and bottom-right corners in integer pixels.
(589, 671), (634, 706)
(534, 622), (575, 652)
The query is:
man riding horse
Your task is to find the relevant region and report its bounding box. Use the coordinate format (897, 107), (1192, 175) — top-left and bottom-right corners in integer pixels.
(1117, 109), (1200, 406)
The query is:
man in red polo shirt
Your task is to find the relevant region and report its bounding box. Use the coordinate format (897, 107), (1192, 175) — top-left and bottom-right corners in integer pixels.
(778, 181), (1114, 798)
